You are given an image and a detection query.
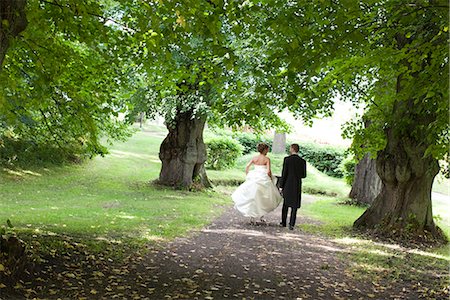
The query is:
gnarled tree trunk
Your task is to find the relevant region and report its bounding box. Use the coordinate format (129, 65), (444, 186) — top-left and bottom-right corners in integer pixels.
(0, 0), (27, 68)
(354, 134), (444, 241)
(354, 30), (446, 243)
(349, 153), (382, 205)
(158, 112), (211, 188)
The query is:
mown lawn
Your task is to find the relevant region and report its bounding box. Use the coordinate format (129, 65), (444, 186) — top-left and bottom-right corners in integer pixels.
(0, 128), (228, 252)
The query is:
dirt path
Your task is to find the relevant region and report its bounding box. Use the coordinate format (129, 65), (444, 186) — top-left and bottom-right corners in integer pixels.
(2, 201), (434, 300)
(140, 205), (421, 300)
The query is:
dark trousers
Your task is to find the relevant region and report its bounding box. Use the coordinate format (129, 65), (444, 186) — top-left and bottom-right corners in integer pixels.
(281, 203), (298, 226)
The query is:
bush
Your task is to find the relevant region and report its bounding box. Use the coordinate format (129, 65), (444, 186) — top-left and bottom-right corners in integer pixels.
(205, 137), (243, 170)
(232, 132), (273, 154)
(340, 155), (357, 185)
(289, 142), (345, 178)
(0, 136), (89, 167)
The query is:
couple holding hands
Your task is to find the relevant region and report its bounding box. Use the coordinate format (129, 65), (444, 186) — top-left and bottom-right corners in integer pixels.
(232, 143), (307, 230)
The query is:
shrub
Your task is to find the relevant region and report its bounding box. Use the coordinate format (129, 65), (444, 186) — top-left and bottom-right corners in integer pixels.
(0, 136), (93, 167)
(205, 137), (243, 170)
(232, 132), (273, 154)
(340, 154), (357, 185)
(288, 142), (345, 178)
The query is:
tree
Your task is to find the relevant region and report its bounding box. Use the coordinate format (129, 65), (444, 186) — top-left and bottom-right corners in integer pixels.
(1, 0), (133, 162)
(227, 0), (449, 241)
(125, 2), (289, 188)
(0, 0), (27, 68)
(349, 153), (382, 205)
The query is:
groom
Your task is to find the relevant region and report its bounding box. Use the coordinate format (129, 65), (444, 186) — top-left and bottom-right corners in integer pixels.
(279, 143), (307, 230)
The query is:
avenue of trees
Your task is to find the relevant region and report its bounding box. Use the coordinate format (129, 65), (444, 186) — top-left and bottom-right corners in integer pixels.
(1, 0), (448, 242)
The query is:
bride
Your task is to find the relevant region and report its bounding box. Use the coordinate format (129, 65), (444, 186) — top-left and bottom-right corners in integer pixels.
(232, 143), (282, 223)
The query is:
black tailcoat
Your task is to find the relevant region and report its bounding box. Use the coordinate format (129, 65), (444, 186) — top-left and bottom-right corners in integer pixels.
(279, 154), (307, 208)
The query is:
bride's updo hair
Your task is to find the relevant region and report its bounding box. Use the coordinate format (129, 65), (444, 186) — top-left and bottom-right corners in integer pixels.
(257, 143), (269, 153)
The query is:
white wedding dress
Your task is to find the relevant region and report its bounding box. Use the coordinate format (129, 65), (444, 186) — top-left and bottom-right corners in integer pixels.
(232, 165), (282, 218)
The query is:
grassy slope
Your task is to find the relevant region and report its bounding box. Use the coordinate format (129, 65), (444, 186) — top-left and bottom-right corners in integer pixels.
(0, 128), (228, 246)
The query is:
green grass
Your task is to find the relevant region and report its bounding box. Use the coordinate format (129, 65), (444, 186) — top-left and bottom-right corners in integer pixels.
(300, 198), (449, 298)
(0, 129), (229, 253)
(337, 237), (450, 298)
(301, 197), (449, 245)
(300, 197), (366, 236)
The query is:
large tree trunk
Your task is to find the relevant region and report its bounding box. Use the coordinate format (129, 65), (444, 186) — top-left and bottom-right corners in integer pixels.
(158, 112), (211, 188)
(354, 134), (445, 241)
(354, 30), (446, 243)
(0, 0), (27, 68)
(349, 153), (382, 205)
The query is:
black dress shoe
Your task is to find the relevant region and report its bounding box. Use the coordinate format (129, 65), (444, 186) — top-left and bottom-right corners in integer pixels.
(279, 222), (286, 227)
(289, 225), (294, 230)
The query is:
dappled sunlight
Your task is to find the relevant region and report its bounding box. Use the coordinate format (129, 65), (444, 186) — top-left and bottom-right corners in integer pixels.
(372, 242), (402, 251)
(164, 194), (186, 200)
(109, 149), (156, 160)
(116, 213), (137, 219)
(33, 228), (58, 236)
(203, 228), (265, 237)
(333, 237), (367, 245)
(202, 228), (347, 253)
(407, 248), (450, 261)
(95, 236), (123, 244)
(141, 230), (165, 242)
(3, 168), (42, 177)
(334, 237), (450, 261)
(354, 263), (389, 273)
(334, 237), (402, 251)
(366, 249), (394, 257)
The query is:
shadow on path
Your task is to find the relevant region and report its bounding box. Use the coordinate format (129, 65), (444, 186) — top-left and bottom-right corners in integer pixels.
(144, 205), (420, 299)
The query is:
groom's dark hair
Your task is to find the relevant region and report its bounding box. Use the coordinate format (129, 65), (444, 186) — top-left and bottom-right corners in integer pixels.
(291, 144), (299, 153)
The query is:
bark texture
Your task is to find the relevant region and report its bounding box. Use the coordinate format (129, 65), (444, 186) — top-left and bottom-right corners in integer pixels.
(354, 134), (444, 240)
(349, 153), (382, 205)
(0, 0), (27, 67)
(158, 112), (211, 188)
